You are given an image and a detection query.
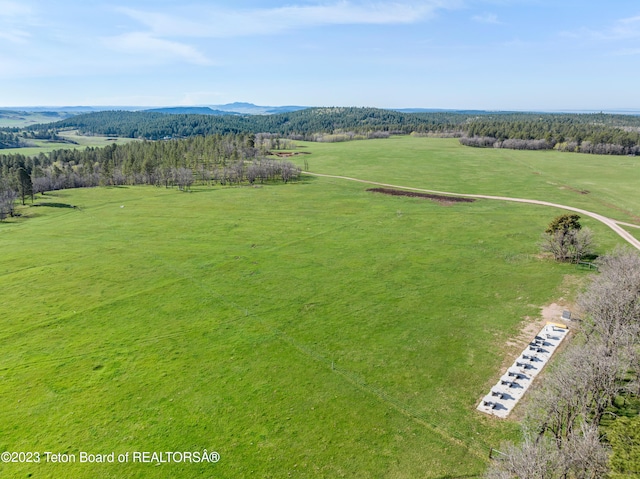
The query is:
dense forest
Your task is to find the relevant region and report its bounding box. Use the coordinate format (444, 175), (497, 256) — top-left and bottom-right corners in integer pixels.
(27, 107), (460, 139)
(0, 131), (23, 149)
(15, 107), (640, 155)
(459, 116), (640, 155)
(0, 133), (300, 220)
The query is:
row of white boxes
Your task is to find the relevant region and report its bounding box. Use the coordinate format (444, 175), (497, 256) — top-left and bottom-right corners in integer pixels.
(477, 323), (568, 418)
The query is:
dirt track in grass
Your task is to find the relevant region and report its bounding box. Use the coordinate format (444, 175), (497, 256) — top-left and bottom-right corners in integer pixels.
(303, 171), (640, 251)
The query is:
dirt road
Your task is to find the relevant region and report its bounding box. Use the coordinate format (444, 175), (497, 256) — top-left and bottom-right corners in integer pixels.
(303, 172), (640, 251)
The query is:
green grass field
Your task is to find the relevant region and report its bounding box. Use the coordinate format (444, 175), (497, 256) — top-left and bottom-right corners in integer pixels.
(0, 130), (138, 156)
(0, 137), (635, 478)
(292, 136), (640, 224)
(0, 110), (72, 128)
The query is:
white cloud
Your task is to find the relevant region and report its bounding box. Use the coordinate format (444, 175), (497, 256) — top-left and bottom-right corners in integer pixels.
(0, 1), (33, 17)
(472, 13), (501, 25)
(0, 28), (30, 43)
(0, 1), (35, 45)
(114, 1), (457, 39)
(610, 14), (640, 39)
(563, 14), (640, 41)
(100, 1), (459, 68)
(105, 32), (213, 66)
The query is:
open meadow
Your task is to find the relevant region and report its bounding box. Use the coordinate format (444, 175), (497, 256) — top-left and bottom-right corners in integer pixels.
(0, 111), (73, 129)
(293, 136), (640, 226)
(0, 130), (139, 156)
(0, 137), (636, 478)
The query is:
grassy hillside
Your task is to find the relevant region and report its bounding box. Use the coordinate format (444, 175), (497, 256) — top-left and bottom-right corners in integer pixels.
(1, 137), (633, 478)
(1, 183), (589, 478)
(0, 130), (139, 156)
(0, 110), (74, 128)
(291, 136), (640, 225)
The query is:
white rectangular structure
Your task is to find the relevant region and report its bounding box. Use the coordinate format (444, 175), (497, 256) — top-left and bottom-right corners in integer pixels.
(477, 323), (568, 418)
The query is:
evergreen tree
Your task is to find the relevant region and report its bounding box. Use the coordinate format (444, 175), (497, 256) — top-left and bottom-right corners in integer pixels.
(17, 167), (33, 205)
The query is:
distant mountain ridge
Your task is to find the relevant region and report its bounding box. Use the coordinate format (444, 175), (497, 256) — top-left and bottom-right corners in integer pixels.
(143, 104), (310, 116)
(208, 102), (309, 115)
(143, 106), (240, 116)
(3, 103), (639, 116)
(1, 106), (138, 113)
(3, 103), (311, 116)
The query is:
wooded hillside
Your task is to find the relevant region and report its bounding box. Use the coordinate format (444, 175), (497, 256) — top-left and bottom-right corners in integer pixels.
(19, 108), (640, 154)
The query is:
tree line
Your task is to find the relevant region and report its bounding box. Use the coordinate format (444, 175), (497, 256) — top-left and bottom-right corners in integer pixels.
(16, 108), (640, 155)
(0, 129), (78, 150)
(0, 131), (24, 149)
(487, 248), (640, 478)
(0, 133), (301, 220)
(24, 107), (462, 139)
(459, 114), (640, 155)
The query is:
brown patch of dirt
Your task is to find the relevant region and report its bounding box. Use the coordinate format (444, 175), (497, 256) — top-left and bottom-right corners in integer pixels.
(540, 303), (569, 323)
(506, 302), (573, 350)
(366, 187), (476, 206)
(268, 151), (311, 158)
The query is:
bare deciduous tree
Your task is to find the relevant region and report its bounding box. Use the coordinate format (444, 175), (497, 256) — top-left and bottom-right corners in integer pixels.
(562, 423), (610, 479)
(174, 167), (194, 191)
(0, 181), (18, 220)
(487, 423), (609, 479)
(486, 436), (562, 479)
(488, 249), (640, 479)
(526, 339), (629, 448)
(578, 248), (640, 353)
(246, 161), (259, 185)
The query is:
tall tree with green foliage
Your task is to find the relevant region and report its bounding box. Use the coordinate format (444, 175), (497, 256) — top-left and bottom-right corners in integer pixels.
(16, 166), (33, 205)
(541, 214), (593, 262)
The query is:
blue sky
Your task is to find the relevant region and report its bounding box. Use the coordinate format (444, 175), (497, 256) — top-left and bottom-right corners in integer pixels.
(1, 0), (639, 110)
